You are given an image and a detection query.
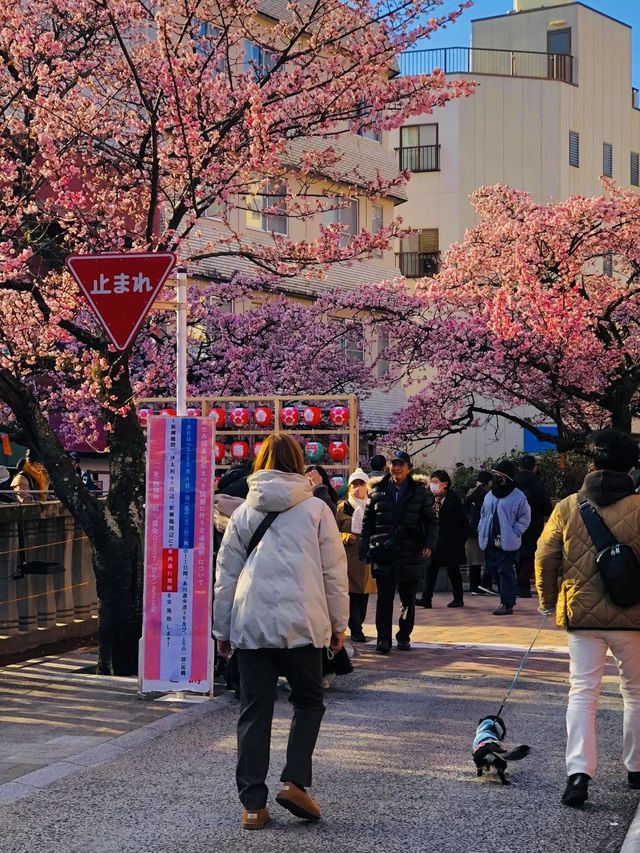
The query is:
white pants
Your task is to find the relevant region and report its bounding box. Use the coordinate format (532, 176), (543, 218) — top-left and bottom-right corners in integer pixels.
(567, 631), (640, 777)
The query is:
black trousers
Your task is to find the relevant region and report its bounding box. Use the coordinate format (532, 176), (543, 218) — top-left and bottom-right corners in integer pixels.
(235, 646), (325, 809)
(375, 575), (418, 644)
(422, 561), (464, 603)
(348, 592), (369, 635)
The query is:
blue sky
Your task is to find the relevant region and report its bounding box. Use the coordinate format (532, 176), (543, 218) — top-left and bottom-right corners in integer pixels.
(424, 1), (640, 87)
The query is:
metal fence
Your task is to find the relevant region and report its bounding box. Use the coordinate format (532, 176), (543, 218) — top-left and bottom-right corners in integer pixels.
(395, 251), (441, 278)
(0, 501), (97, 653)
(400, 46), (574, 84)
(397, 144), (440, 172)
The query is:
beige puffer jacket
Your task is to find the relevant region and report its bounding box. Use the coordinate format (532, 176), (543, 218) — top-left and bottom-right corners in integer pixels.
(535, 470), (640, 630)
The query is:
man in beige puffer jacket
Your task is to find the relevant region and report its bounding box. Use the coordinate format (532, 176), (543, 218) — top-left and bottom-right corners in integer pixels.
(536, 428), (640, 808)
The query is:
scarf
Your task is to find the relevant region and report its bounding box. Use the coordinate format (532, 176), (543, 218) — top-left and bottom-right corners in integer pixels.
(348, 495), (366, 534)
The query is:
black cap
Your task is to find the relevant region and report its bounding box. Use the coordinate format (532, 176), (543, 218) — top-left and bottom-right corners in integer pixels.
(391, 450), (412, 466)
(477, 471), (492, 485)
(492, 460), (516, 480)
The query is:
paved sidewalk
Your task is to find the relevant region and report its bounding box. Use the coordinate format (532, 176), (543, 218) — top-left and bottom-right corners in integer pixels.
(0, 592), (637, 853)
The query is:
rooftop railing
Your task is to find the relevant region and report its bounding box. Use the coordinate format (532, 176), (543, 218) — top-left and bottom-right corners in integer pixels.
(400, 46), (574, 84)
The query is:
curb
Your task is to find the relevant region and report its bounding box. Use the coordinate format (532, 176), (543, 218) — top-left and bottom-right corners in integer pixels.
(0, 690), (230, 807)
(621, 802), (640, 852)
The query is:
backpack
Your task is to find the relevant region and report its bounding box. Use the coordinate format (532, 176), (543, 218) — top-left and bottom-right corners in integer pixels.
(578, 499), (640, 609)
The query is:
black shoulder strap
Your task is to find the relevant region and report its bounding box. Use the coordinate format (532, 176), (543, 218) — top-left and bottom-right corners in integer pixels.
(578, 498), (617, 552)
(247, 511), (280, 557)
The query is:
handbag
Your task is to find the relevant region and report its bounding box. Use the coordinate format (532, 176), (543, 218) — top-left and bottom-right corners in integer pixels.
(322, 645), (354, 676)
(578, 498), (640, 608)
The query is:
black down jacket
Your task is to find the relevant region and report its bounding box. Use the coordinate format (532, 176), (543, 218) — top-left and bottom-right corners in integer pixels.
(360, 473), (439, 581)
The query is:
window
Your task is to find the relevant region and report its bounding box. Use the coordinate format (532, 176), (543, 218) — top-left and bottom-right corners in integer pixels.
(603, 142), (613, 178)
(371, 203), (384, 257)
(569, 131), (580, 168)
(246, 180), (287, 234)
(547, 28), (572, 82)
(323, 198), (359, 246)
(340, 322), (364, 362)
(631, 152), (639, 187)
(354, 101), (381, 142)
(377, 330), (389, 377)
(399, 125), (439, 172)
(397, 228), (439, 278)
(603, 252), (613, 277)
(244, 40), (276, 80)
(203, 197), (226, 219)
(195, 22), (226, 73)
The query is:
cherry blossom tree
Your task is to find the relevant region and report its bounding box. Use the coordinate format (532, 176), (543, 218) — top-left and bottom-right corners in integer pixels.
(381, 182), (640, 453)
(0, 0), (473, 672)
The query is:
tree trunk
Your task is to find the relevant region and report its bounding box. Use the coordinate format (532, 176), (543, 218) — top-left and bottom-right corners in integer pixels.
(94, 539), (143, 676)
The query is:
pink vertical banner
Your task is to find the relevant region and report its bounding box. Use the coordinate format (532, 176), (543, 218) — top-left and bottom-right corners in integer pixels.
(141, 416), (167, 683)
(139, 416), (214, 694)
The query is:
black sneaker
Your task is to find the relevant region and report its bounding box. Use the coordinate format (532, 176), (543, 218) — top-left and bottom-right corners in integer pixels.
(376, 641), (390, 655)
(493, 605), (514, 616)
(517, 587), (533, 598)
(396, 640), (411, 651)
(415, 598), (432, 608)
(447, 600), (464, 608)
(351, 633), (367, 643)
(478, 585), (498, 596)
(629, 771), (640, 789)
(562, 773), (590, 807)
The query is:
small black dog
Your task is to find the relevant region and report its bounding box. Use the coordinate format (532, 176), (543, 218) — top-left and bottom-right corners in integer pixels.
(472, 715), (530, 785)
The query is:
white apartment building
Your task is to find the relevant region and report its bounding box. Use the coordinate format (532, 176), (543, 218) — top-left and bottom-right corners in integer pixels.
(394, 0), (640, 466)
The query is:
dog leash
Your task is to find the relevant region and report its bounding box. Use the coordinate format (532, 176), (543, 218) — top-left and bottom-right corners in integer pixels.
(495, 610), (550, 719)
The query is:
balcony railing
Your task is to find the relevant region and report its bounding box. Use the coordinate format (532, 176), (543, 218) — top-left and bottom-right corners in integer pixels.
(396, 144), (440, 172)
(400, 46), (574, 84)
(396, 251), (440, 279)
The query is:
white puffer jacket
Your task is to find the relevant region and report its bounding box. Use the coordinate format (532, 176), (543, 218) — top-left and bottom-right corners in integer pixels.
(213, 469), (349, 649)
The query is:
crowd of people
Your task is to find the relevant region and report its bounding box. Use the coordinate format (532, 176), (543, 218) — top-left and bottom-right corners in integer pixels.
(207, 429), (640, 823)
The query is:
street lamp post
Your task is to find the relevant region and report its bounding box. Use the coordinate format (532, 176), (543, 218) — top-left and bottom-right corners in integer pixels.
(175, 267), (188, 417)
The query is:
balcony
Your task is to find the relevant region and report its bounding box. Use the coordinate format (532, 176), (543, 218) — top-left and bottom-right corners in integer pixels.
(400, 46), (574, 84)
(395, 251), (440, 279)
(396, 144), (440, 172)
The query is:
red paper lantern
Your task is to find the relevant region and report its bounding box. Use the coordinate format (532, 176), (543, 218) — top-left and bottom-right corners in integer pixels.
(214, 442), (226, 463)
(303, 406), (322, 427)
(138, 407), (152, 424)
(230, 407), (250, 428)
(329, 405), (349, 426)
(186, 407), (200, 417)
(160, 407), (177, 417)
(280, 406), (300, 427)
(231, 440), (250, 460)
(253, 441), (264, 459)
(328, 440), (348, 462)
(253, 406), (273, 428)
(209, 407), (226, 427)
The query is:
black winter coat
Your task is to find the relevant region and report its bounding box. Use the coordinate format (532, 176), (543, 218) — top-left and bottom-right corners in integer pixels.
(360, 474), (439, 580)
(514, 470), (553, 558)
(432, 488), (468, 568)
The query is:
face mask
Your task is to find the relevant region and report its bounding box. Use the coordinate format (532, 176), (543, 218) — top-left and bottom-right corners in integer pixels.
(429, 482), (442, 494)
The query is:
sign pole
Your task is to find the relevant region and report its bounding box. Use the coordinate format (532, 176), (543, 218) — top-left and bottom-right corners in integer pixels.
(175, 268), (188, 417)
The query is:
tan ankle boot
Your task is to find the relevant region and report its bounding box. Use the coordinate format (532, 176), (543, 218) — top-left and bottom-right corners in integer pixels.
(242, 807), (272, 830)
(275, 783), (321, 820)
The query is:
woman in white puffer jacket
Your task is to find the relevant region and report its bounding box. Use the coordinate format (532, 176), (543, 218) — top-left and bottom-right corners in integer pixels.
(213, 434), (348, 831)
